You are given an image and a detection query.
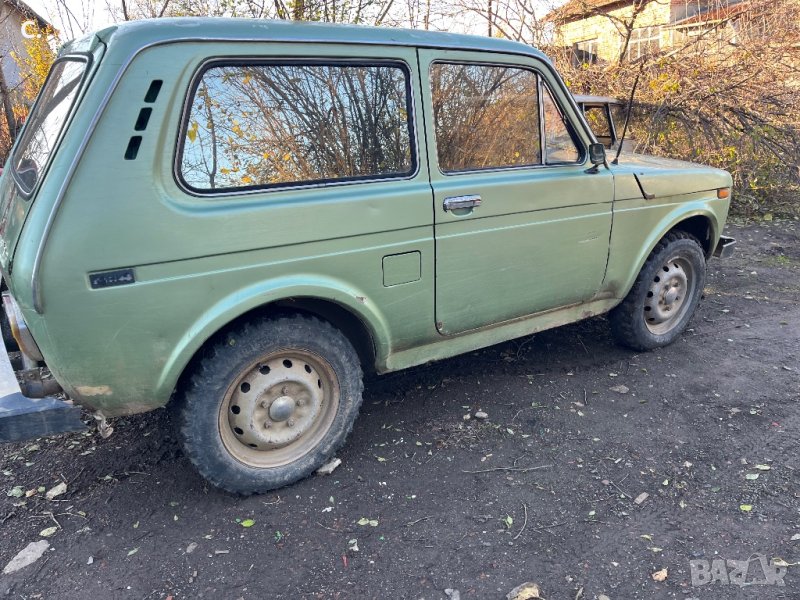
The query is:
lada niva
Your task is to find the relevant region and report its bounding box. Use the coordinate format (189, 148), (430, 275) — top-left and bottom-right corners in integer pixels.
(0, 19), (735, 493)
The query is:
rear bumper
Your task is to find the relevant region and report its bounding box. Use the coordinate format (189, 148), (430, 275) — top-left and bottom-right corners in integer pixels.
(0, 325), (86, 443)
(714, 235), (736, 259)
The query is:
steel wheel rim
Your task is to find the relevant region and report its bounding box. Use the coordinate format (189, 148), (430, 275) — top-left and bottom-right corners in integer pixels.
(644, 255), (695, 335)
(218, 349), (339, 468)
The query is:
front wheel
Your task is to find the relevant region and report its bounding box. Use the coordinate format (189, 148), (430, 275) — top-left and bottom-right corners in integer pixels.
(609, 231), (706, 351)
(179, 315), (363, 494)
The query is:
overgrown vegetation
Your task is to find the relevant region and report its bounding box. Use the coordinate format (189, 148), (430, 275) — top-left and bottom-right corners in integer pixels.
(546, 0), (800, 218)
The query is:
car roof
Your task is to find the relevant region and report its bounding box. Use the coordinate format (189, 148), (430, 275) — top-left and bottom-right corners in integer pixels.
(69, 17), (550, 63)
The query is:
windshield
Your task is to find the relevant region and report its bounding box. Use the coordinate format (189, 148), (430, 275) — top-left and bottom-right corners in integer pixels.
(11, 57), (88, 194)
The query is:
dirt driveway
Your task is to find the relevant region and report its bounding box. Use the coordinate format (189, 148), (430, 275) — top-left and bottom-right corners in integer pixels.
(1, 221), (798, 599)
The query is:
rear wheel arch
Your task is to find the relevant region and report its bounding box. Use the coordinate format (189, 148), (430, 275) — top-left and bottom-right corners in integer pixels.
(161, 285), (388, 407)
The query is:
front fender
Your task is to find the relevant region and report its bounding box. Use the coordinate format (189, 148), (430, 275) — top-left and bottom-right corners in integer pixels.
(154, 274), (392, 402)
(606, 197), (725, 300)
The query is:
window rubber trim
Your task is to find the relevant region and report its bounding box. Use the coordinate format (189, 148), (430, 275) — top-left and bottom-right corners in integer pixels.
(174, 57), (420, 197)
(10, 53), (93, 200)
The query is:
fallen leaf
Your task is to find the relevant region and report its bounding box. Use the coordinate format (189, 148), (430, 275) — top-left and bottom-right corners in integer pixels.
(45, 482), (67, 500)
(240, 519), (255, 528)
(754, 464), (771, 471)
(39, 526), (58, 538)
(505, 581), (541, 599)
(745, 473), (759, 480)
(610, 385), (629, 394)
(651, 568), (668, 582)
(740, 504), (753, 512)
(127, 548), (139, 557)
(6, 486), (24, 498)
(357, 517), (379, 527)
(634, 492), (649, 505)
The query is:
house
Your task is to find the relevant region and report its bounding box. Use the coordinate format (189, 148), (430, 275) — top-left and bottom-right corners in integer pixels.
(0, 0), (53, 138)
(545, 0), (759, 64)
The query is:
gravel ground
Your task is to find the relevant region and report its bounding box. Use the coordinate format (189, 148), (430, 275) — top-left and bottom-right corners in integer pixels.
(1, 220), (798, 599)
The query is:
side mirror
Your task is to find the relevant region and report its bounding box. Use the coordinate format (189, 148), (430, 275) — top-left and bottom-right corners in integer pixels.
(588, 142), (606, 165)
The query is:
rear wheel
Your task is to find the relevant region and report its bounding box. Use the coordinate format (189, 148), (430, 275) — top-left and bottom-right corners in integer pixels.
(609, 231), (706, 351)
(179, 315), (363, 494)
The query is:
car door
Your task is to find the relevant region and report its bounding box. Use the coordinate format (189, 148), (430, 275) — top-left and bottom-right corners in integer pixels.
(419, 49), (614, 335)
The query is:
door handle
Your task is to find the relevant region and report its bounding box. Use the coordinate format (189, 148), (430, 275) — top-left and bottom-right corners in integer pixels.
(443, 194), (482, 211)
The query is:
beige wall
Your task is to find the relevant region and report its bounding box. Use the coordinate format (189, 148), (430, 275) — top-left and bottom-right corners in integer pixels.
(554, 1), (673, 62)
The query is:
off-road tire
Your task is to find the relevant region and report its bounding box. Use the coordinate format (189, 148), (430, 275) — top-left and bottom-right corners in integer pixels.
(179, 315), (363, 495)
(609, 231), (706, 351)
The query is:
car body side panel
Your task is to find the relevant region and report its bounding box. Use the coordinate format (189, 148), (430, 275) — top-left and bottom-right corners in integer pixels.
(0, 37), (106, 273)
(14, 41), (437, 415)
(604, 191), (731, 299)
(418, 49), (614, 335)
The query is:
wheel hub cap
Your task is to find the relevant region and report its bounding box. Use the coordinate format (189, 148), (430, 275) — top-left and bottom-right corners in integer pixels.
(644, 257), (694, 335)
(269, 396), (296, 422)
(222, 354), (335, 458)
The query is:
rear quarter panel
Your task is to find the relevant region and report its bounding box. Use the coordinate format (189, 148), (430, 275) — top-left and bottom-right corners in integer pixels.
(23, 41), (436, 415)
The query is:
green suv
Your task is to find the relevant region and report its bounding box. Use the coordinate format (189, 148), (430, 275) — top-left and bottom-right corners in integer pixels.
(0, 19), (735, 493)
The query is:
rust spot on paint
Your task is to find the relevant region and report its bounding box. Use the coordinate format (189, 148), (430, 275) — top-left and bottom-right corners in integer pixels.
(75, 385), (113, 397)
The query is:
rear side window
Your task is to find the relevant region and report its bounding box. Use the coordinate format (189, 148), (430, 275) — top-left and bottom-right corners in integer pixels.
(12, 57), (88, 194)
(178, 61), (415, 193)
(430, 63), (541, 172)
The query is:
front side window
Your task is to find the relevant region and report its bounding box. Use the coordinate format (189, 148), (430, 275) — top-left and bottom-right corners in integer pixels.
(178, 62), (414, 192)
(12, 57), (88, 194)
(430, 63), (541, 172)
(542, 86), (580, 164)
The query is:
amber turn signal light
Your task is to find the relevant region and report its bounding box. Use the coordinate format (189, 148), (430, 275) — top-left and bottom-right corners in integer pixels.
(717, 188), (730, 199)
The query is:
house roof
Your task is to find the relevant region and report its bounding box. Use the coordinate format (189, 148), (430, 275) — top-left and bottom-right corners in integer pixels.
(3, 0), (52, 30)
(546, 0), (750, 26)
(544, 0), (634, 23)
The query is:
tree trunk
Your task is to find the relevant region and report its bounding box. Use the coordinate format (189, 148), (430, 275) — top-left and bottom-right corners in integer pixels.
(0, 63), (17, 144)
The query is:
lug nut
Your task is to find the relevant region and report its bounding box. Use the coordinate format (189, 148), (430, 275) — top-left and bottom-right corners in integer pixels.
(296, 398), (305, 407)
(260, 400), (269, 408)
(281, 386), (288, 395)
(264, 421), (271, 429)
(287, 419), (295, 428)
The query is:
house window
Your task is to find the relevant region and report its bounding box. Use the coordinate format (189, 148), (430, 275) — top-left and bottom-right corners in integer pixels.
(573, 39), (599, 65)
(626, 26), (662, 61)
